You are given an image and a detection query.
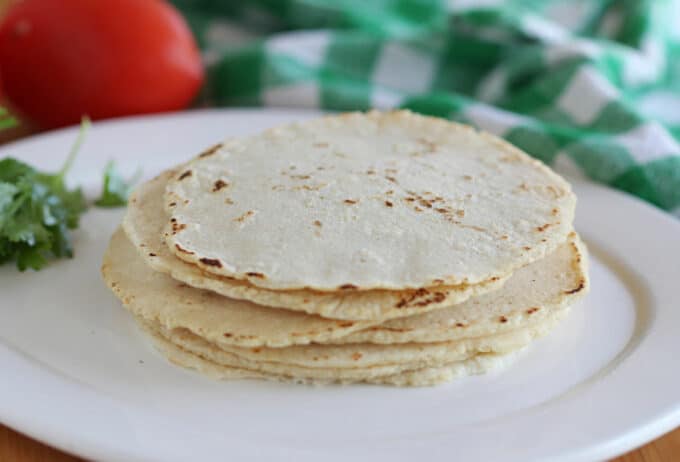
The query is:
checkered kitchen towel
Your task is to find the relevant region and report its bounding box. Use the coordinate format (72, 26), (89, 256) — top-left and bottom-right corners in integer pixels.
(172, 0), (680, 217)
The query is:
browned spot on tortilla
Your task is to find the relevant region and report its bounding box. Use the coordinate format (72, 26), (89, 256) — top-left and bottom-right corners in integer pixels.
(168, 202), (177, 207)
(344, 199), (358, 205)
(414, 206), (423, 212)
(171, 222), (187, 233)
(246, 272), (265, 279)
(518, 182), (529, 191)
(251, 348), (262, 353)
(351, 352), (363, 361)
(463, 175), (473, 180)
(385, 190), (394, 195)
(200, 258), (222, 268)
(224, 198), (234, 205)
(456, 209), (465, 217)
(313, 220), (322, 227)
(148, 253), (157, 257)
(314, 142), (329, 148)
(385, 176), (397, 183)
(291, 174), (311, 180)
(499, 316), (508, 323)
(490, 276), (500, 281)
(500, 235), (509, 240)
(395, 287), (446, 308)
(404, 197), (416, 202)
(565, 280), (585, 295)
(234, 210), (255, 223)
(435, 208), (449, 214)
(212, 179), (228, 192)
(175, 244), (194, 255)
(199, 143), (222, 158)
(455, 322), (466, 328)
(178, 170), (192, 180)
(536, 223), (551, 232)
(224, 333), (232, 338)
(523, 246), (531, 251)
(432, 278), (444, 284)
(385, 200), (393, 207)
(366, 169), (376, 175)
(527, 307), (540, 314)
(337, 321), (354, 328)
(419, 199), (433, 208)
(339, 284), (358, 290)
(552, 208), (559, 216)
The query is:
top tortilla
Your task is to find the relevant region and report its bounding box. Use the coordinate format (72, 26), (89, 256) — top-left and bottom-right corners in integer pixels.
(124, 170), (507, 321)
(164, 110), (576, 290)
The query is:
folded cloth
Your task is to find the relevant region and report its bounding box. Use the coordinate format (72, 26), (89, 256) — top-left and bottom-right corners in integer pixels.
(172, 0), (680, 218)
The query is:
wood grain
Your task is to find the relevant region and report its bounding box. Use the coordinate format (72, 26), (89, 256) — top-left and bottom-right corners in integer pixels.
(0, 423), (678, 461)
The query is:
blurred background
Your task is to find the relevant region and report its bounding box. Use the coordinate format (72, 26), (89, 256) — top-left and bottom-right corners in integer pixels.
(0, 0), (678, 217)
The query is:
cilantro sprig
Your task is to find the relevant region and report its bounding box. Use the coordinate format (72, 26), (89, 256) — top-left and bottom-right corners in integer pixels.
(95, 161), (141, 208)
(0, 119), (90, 271)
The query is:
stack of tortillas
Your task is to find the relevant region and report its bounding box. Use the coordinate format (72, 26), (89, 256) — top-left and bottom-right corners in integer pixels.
(102, 111), (589, 386)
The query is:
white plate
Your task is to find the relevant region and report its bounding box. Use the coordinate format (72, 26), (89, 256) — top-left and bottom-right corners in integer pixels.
(1, 109), (679, 462)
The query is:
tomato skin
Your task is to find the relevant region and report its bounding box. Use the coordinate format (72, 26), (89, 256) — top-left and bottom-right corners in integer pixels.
(0, 0), (204, 129)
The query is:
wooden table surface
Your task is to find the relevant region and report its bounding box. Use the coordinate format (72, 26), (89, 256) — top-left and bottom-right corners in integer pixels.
(1, 422), (679, 461)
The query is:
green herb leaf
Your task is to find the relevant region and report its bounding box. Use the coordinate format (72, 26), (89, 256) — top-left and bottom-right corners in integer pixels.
(0, 118), (89, 271)
(94, 161), (140, 207)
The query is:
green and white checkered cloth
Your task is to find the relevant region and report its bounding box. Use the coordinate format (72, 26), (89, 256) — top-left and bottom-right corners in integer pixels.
(173, 0), (680, 218)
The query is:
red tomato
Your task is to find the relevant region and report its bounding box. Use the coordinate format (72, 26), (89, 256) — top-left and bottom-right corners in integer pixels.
(0, 0), (204, 129)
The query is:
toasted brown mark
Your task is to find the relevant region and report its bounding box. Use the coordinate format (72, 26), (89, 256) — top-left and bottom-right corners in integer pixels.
(178, 170), (192, 180)
(499, 316), (508, 323)
(212, 179), (228, 192)
(536, 223), (552, 232)
(385, 200), (393, 207)
(432, 278), (444, 284)
(366, 169), (376, 175)
(234, 210), (255, 223)
(224, 333), (233, 338)
(171, 221), (187, 234)
(168, 202), (177, 207)
(500, 235), (509, 240)
(246, 272), (265, 279)
(339, 284), (358, 290)
(552, 208), (559, 216)
(337, 321), (354, 328)
(313, 220), (322, 227)
(565, 280), (585, 295)
(314, 142), (329, 148)
(148, 252), (157, 257)
(175, 244), (194, 255)
(419, 199), (433, 208)
(404, 197), (416, 202)
(198, 143), (222, 158)
(344, 199), (358, 205)
(200, 258), (222, 268)
(224, 198), (234, 205)
(526, 307), (540, 314)
(463, 175), (473, 181)
(351, 352), (363, 361)
(455, 322), (466, 328)
(395, 288), (447, 308)
(456, 209), (465, 217)
(251, 348), (262, 353)
(385, 176), (397, 183)
(291, 174), (311, 180)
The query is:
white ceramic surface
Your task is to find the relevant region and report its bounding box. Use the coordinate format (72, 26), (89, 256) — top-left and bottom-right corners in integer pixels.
(1, 109), (679, 462)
